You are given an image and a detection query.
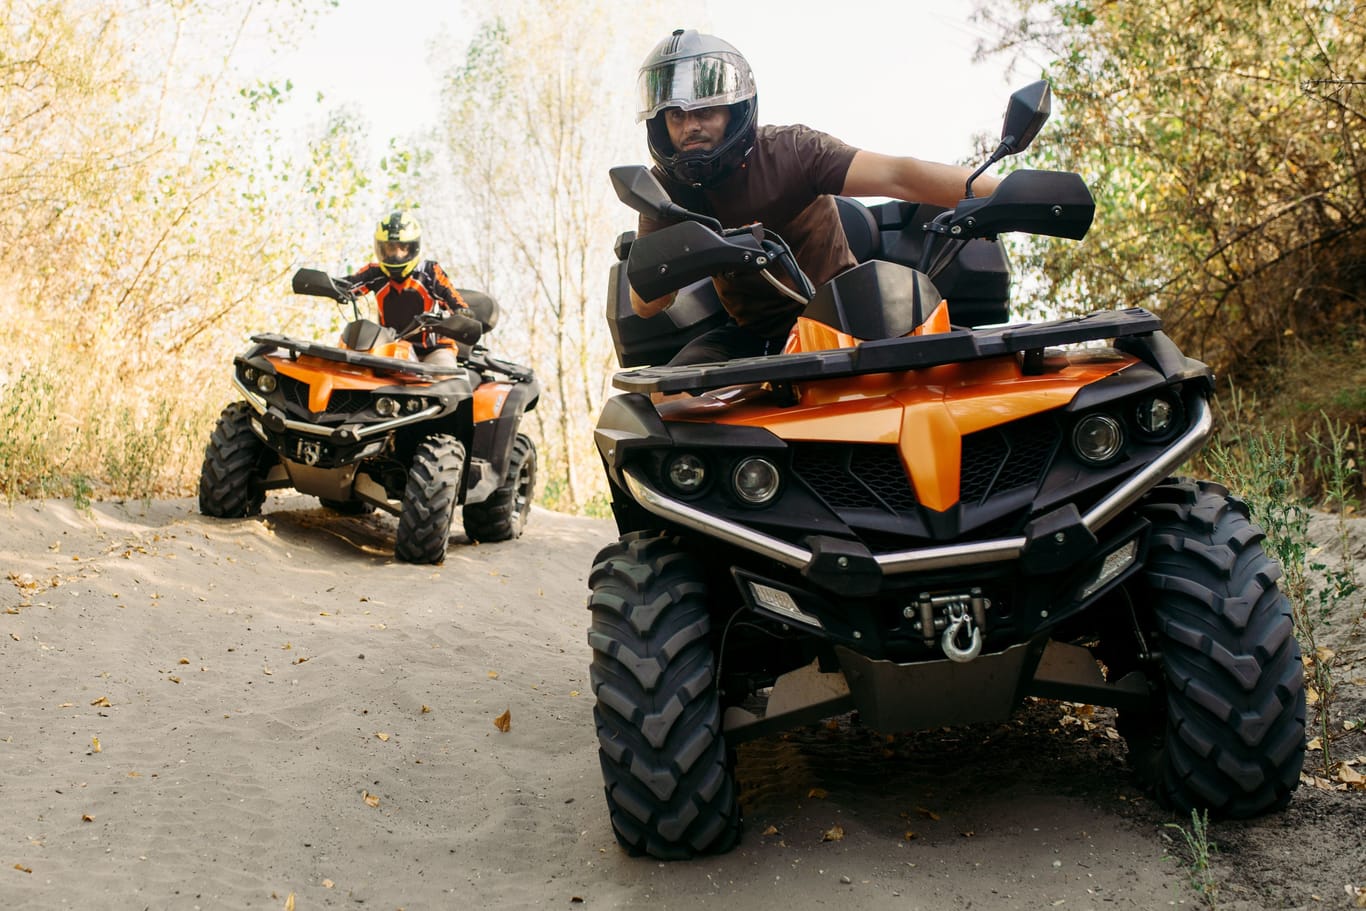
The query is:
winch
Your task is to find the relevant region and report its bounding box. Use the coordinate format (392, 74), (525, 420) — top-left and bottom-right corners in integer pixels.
(904, 589), (991, 662)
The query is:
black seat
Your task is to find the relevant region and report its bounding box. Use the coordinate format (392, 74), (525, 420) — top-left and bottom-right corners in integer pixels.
(456, 289), (499, 334)
(835, 196), (882, 263)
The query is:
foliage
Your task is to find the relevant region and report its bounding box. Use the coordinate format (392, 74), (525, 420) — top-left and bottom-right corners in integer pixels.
(974, 1), (1366, 383)
(0, 0), (381, 501)
(1200, 386), (1360, 771)
(426, 1), (680, 511)
(1164, 809), (1219, 907)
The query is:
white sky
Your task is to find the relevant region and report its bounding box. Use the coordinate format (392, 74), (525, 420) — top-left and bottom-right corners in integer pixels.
(279, 0), (1034, 167)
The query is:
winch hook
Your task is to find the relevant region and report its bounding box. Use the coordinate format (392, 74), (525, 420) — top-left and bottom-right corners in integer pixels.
(941, 605), (983, 663)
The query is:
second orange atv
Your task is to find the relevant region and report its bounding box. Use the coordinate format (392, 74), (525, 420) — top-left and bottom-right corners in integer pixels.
(198, 269), (540, 563)
(587, 82), (1305, 859)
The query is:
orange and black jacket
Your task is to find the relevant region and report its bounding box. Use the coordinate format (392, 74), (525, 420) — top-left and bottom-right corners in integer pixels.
(342, 260), (468, 351)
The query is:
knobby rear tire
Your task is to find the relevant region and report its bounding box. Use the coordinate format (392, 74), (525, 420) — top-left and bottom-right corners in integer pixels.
(1124, 477), (1305, 817)
(587, 532), (740, 859)
(463, 433), (536, 542)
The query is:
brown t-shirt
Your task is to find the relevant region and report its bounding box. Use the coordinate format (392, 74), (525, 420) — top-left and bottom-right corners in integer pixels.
(639, 124), (859, 338)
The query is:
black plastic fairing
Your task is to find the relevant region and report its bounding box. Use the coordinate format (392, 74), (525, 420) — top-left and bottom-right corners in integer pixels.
(948, 170), (1095, 241)
(802, 261), (944, 340)
(626, 220), (766, 301)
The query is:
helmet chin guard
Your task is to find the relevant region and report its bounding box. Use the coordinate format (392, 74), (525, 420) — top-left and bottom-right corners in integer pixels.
(637, 29), (757, 188)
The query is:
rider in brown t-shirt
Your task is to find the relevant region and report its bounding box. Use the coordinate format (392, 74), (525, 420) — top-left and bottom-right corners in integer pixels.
(631, 29), (999, 366)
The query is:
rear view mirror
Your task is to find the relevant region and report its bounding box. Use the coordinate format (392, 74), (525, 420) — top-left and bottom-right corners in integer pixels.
(999, 81), (1052, 156)
(610, 165), (676, 219)
(609, 165), (723, 232)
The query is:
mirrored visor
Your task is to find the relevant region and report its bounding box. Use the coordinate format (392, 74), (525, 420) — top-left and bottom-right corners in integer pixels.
(636, 53), (755, 122)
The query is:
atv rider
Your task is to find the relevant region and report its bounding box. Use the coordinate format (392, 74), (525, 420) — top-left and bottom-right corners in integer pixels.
(341, 210), (468, 366)
(630, 29), (1002, 366)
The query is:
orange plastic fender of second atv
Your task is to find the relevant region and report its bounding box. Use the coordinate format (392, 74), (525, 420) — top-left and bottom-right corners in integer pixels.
(272, 354), (418, 413)
(474, 382), (514, 423)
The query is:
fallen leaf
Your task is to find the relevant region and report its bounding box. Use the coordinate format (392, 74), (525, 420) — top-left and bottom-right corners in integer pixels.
(91, 736), (102, 753)
(487, 671), (500, 679)
(9, 632), (19, 641)
(1339, 765), (1364, 788)
(822, 825), (845, 842)
(81, 814), (94, 822)
(362, 791), (380, 808)
(375, 732), (390, 742)
(420, 705), (431, 714)
(915, 806), (940, 820)
(262, 665), (273, 676)
(808, 788), (828, 799)
(178, 658), (189, 665)
(569, 690), (580, 697)
(168, 676), (181, 684)
(825, 719), (840, 731)
(762, 825), (779, 836)
(58, 702), (73, 708)
(322, 879), (334, 889)
(284, 893), (295, 911)
(903, 831), (917, 841)
(14, 864), (31, 873)
(293, 657), (308, 665)
(493, 709), (511, 732)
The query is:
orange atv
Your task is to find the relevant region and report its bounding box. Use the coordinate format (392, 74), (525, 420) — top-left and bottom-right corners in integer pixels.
(588, 82), (1305, 859)
(198, 269), (539, 563)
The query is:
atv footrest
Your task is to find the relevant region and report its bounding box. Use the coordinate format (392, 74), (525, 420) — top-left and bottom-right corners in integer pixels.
(610, 308), (1162, 395)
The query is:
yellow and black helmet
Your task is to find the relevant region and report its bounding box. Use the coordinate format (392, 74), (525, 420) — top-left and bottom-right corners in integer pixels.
(373, 210), (422, 281)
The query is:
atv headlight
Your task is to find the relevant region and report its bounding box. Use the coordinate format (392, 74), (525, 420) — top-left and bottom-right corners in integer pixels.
(732, 457), (780, 505)
(255, 372), (277, 394)
(405, 397), (426, 413)
(664, 453), (707, 494)
(1134, 393), (1181, 439)
(375, 397), (400, 417)
(1072, 413), (1124, 464)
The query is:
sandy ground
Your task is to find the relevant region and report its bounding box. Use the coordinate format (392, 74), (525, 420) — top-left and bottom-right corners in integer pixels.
(2, 495), (1363, 910)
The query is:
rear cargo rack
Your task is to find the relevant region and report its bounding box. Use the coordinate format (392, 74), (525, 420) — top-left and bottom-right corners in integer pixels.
(610, 308), (1162, 395)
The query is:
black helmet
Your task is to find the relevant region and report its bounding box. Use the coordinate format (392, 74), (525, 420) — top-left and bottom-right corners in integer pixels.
(636, 29), (757, 188)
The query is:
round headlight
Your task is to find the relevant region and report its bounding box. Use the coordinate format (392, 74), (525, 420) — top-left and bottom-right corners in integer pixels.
(732, 457), (781, 505)
(1072, 414), (1124, 464)
(255, 372), (277, 394)
(665, 453), (707, 494)
(1135, 394), (1179, 438)
(243, 367), (258, 382)
(405, 397), (425, 413)
(375, 397), (400, 417)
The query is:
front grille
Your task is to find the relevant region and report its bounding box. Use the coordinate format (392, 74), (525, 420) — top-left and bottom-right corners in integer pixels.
(792, 443), (917, 514)
(277, 375), (374, 418)
(959, 415), (1059, 505)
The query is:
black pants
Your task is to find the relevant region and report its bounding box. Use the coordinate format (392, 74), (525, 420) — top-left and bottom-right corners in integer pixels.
(669, 319), (788, 366)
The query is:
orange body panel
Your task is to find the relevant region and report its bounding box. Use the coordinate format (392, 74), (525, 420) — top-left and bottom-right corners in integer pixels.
(474, 382), (513, 423)
(271, 351), (421, 413)
(662, 341), (1136, 512)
